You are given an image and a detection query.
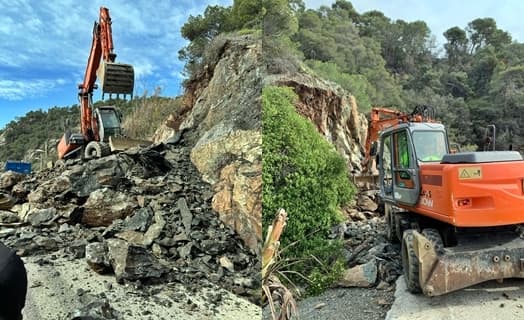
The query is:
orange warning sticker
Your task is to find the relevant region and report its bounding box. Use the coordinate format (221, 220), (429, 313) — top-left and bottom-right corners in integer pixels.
(458, 167), (482, 180)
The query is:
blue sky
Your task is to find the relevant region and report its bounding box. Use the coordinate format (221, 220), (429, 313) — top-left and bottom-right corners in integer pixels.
(304, 0), (524, 46)
(0, 0), (232, 129)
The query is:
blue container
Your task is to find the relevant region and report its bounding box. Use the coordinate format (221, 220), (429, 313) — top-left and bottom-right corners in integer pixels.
(4, 161), (32, 174)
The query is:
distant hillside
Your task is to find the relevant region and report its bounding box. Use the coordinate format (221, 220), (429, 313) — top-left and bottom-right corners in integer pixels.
(0, 95), (182, 168)
(0, 106), (79, 165)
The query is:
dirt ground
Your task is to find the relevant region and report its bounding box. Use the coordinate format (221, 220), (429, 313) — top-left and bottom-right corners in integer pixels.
(262, 285), (395, 320)
(294, 286), (395, 320)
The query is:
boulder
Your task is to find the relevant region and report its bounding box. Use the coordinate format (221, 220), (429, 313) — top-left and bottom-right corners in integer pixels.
(25, 207), (57, 226)
(357, 195), (378, 212)
(27, 176), (72, 203)
(0, 171), (25, 190)
(85, 242), (112, 274)
(338, 259), (378, 288)
(115, 210), (165, 246)
(0, 210), (19, 223)
(106, 239), (168, 283)
(82, 188), (137, 227)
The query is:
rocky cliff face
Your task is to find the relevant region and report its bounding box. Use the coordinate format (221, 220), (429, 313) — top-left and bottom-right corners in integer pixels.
(265, 73), (367, 174)
(155, 34), (262, 252)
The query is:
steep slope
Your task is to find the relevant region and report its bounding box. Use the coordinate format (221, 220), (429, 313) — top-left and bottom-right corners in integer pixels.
(155, 34), (262, 252)
(265, 71), (368, 174)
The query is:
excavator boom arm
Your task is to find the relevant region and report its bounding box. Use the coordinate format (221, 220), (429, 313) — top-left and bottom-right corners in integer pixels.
(362, 106), (437, 172)
(79, 7), (118, 141)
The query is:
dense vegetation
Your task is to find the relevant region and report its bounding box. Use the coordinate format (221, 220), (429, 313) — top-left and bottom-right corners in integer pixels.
(263, 86), (355, 293)
(179, 0), (524, 149)
(288, 1), (524, 149)
(0, 106), (78, 166)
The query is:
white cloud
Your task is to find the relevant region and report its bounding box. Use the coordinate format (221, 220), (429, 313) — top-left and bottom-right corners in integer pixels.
(0, 79), (67, 100)
(132, 60), (156, 80)
(0, 0), (235, 107)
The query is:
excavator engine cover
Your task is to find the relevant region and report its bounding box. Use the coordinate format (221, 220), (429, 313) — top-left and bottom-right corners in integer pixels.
(97, 62), (134, 96)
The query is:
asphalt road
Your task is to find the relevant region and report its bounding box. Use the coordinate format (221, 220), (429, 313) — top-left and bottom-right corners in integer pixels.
(22, 254), (261, 320)
(386, 276), (524, 320)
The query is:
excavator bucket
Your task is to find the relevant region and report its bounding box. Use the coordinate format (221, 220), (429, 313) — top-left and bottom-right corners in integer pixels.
(97, 62), (134, 96)
(109, 136), (152, 152)
(412, 230), (524, 296)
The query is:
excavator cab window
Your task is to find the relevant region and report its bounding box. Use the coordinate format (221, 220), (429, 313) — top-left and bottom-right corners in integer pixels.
(413, 131), (447, 162)
(98, 108), (121, 129)
(380, 134), (393, 196)
(393, 130), (415, 189)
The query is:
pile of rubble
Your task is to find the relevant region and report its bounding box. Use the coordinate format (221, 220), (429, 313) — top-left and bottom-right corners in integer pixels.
(0, 139), (260, 305)
(331, 191), (402, 290)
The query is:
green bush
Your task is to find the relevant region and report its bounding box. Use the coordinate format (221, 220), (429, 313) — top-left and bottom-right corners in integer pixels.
(262, 86), (355, 293)
(306, 60), (373, 112)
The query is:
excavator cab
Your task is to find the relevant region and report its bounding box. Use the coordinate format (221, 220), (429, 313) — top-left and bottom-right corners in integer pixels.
(378, 124), (423, 207)
(94, 107), (123, 142)
(378, 122), (450, 208)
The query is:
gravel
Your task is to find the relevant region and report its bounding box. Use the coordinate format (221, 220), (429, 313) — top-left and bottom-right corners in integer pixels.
(292, 287), (395, 320)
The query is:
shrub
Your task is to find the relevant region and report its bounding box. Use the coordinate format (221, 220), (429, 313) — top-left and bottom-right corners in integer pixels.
(121, 94), (182, 140)
(262, 85), (355, 293)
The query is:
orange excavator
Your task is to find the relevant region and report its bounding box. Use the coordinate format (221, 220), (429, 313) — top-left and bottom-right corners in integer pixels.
(363, 105), (524, 296)
(57, 7), (142, 160)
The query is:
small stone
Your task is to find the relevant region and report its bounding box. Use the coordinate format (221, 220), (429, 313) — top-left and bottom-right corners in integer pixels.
(152, 243), (163, 258)
(178, 243), (193, 259)
(173, 233), (189, 242)
(136, 195), (146, 207)
(314, 303), (326, 310)
(376, 281), (390, 290)
(219, 256), (234, 272)
(233, 277), (254, 288)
